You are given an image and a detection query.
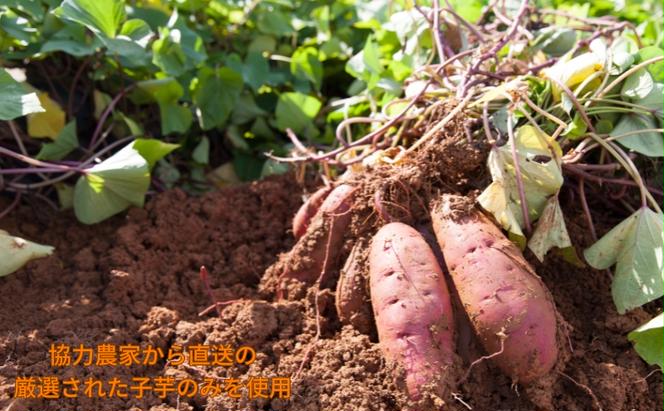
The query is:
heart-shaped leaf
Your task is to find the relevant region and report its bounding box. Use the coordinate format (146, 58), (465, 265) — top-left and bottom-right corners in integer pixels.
(585, 207), (664, 313)
(74, 143), (150, 224)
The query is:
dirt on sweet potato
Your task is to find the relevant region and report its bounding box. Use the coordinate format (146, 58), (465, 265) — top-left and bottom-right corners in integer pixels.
(0, 134), (661, 411)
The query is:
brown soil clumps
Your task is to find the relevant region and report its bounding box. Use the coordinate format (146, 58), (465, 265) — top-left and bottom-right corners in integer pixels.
(0, 134), (661, 410)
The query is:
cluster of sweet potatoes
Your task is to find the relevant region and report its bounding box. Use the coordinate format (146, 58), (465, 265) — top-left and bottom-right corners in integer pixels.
(275, 184), (561, 405)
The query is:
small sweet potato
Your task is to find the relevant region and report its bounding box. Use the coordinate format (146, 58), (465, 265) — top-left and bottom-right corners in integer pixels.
(369, 222), (456, 401)
(275, 184), (355, 293)
(431, 194), (558, 383)
(292, 185), (333, 239)
(335, 242), (373, 335)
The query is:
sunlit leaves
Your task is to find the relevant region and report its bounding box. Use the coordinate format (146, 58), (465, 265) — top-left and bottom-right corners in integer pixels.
(74, 143), (150, 224)
(132, 138), (179, 168)
(291, 47), (323, 90)
(628, 314), (663, 369)
(0, 68), (43, 120)
(56, 0), (125, 38)
(584, 207), (664, 314)
(346, 35), (383, 88)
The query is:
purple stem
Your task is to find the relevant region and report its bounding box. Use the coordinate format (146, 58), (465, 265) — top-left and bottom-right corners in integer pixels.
(89, 84), (135, 149)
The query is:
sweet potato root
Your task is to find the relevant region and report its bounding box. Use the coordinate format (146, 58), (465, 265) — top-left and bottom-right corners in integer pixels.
(369, 222), (456, 401)
(292, 185), (333, 239)
(273, 184), (355, 295)
(431, 194), (558, 384)
(335, 242), (373, 335)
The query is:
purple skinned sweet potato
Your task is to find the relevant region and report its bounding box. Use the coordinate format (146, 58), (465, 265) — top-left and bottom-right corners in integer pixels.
(431, 194), (558, 384)
(369, 222), (456, 401)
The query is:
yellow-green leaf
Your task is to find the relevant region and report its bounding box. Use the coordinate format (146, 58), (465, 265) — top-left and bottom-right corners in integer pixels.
(478, 125), (564, 238)
(544, 52), (604, 100)
(27, 92), (66, 139)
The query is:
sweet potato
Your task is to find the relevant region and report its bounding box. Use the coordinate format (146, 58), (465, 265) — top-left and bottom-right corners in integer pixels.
(335, 242), (373, 335)
(274, 184), (355, 294)
(292, 185), (333, 239)
(369, 222), (456, 401)
(431, 194), (558, 383)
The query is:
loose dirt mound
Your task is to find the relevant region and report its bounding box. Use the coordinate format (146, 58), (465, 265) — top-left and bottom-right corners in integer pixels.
(0, 158), (661, 410)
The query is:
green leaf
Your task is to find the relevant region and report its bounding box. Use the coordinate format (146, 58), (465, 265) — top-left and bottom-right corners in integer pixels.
(243, 52), (270, 92)
(637, 46), (664, 81)
(345, 35), (383, 87)
(534, 27), (577, 57)
(628, 314), (663, 369)
(0, 230), (54, 277)
(152, 27), (190, 76)
(0, 68), (43, 120)
(160, 102), (192, 134)
(103, 19), (153, 66)
(528, 196), (573, 262)
(232, 93), (267, 125)
(291, 47), (323, 90)
(56, 0), (125, 38)
(445, 0), (484, 22)
(584, 207), (664, 313)
(120, 18), (152, 46)
(609, 36), (638, 75)
(637, 82), (663, 115)
(137, 77), (183, 104)
(191, 67), (243, 130)
(36, 121), (78, 161)
(192, 136), (209, 165)
(137, 78), (191, 134)
(621, 68), (654, 100)
(562, 112), (588, 139)
(41, 24), (100, 56)
(233, 151), (264, 181)
(0, 12), (37, 45)
(610, 114), (663, 157)
(275, 92), (322, 136)
(41, 38), (98, 56)
(256, 11), (292, 36)
(55, 183), (74, 210)
(133, 138), (179, 168)
(74, 143), (150, 225)
(166, 11), (207, 66)
(248, 35), (276, 54)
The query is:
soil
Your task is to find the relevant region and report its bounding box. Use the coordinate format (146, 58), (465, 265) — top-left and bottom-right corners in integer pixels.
(0, 136), (661, 411)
